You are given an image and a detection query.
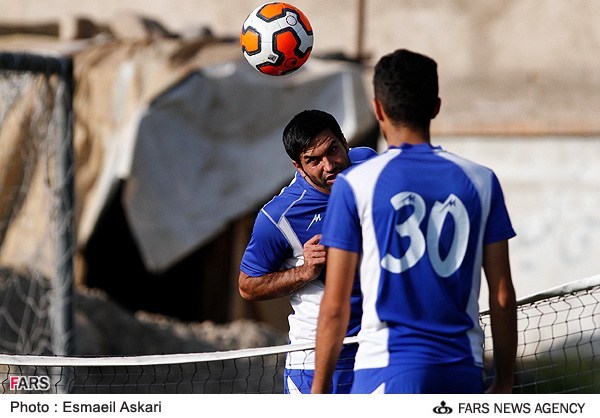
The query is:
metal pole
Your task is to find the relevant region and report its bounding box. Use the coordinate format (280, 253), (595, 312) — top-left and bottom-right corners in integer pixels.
(356, 0), (366, 62)
(53, 56), (75, 359)
(51, 55), (76, 394)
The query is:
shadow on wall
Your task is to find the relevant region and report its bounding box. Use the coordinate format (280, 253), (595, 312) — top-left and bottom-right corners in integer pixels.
(81, 123), (380, 333)
(83, 181), (237, 324)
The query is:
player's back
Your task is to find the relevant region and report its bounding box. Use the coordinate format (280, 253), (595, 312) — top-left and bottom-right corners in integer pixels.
(339, 143), (513, 370)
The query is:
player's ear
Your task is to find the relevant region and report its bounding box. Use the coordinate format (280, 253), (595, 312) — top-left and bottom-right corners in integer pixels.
(372, 98), (385, 122)
(340, 136), (350, 152)
(292, 160), (303, 173)
(432, 97), (442, 119)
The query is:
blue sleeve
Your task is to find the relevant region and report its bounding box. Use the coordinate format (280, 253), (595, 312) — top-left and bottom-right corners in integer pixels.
(321, 175), (362, 253)
(240, 210), (291, 276)
(484, 173), (516, 245)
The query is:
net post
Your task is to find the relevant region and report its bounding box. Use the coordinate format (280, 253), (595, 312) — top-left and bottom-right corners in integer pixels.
(0, 51), (76, 393)
(51, 55), (76, 394)
(51, 55), (76, 359)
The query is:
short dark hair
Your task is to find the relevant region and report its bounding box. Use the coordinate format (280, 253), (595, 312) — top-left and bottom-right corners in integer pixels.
(282, 109), (344, 164)
(373, 49), (439, 132)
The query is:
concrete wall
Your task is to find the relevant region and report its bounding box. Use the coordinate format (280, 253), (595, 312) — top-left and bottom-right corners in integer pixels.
(438, 135), (600, 307)
(3, 0), (600, 134)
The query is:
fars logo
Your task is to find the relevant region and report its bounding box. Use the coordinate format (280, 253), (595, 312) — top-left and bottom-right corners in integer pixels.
(9, 375), (51, 391)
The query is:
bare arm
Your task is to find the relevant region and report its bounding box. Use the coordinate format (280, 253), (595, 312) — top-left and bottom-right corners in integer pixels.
(483, 239), (517, 394)
(239, 234), (326, 301)
(311, 248), (358, 394)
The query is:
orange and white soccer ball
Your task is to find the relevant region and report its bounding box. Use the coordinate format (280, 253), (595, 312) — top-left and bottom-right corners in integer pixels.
(240, 2), (313, 76)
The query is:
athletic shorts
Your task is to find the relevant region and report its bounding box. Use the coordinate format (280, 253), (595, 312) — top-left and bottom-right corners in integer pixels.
(284, 343), (357, 394)
(351, 363), (484, 394)
(284, 367), (354, 394)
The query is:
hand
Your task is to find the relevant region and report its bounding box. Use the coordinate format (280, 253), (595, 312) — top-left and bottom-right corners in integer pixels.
(301, 234), (326, 281)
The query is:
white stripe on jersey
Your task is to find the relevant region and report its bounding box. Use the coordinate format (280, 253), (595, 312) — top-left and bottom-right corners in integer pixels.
(286, 280), (324, 369)
(278, 215), (304, 267)
(260, 189), (324, 369)
(342, 148), (402, 369)
(437, 150), (493, 367)
(260, 190), (306, 268)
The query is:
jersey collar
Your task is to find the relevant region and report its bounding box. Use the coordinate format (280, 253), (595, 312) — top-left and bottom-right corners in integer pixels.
(389, 142), (442, 152)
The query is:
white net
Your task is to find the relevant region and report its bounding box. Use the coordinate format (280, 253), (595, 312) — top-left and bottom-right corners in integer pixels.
(481, 275), (600, 393)
(0, 52), (75, 357)
(1, 276), (599, 394)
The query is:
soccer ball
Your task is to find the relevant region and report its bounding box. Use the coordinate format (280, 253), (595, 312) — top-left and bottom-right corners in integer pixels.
(240, 2), (314, 76)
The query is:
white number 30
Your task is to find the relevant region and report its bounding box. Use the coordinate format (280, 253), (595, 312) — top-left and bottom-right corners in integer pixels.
(380, 192), (470, 277)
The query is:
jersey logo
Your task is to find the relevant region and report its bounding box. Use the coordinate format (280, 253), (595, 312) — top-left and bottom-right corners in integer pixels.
(307, 213), (323, 230)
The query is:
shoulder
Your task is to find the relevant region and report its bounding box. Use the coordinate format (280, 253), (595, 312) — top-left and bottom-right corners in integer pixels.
(436, 149), (495, 176)
(349, 146), (378, 164)
(261, 188), (300, 219)
(434, 149), (507, 197)
(343, 148), (400, 181)
(259, 176), (317, 223)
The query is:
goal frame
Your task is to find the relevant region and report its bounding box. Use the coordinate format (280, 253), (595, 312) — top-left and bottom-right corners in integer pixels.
(0, 51), (75, 357)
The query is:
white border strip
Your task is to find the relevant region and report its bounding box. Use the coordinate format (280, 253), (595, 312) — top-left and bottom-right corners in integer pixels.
(0, 337), (359, 367)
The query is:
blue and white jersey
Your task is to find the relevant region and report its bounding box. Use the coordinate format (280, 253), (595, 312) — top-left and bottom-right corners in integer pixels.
(321, 143), (516, 371)
(241, 147), (377, 369)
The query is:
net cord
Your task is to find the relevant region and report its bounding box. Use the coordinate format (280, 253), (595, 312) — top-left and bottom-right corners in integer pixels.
(480, 273), (600, 315)
(0, 336), (358, 367)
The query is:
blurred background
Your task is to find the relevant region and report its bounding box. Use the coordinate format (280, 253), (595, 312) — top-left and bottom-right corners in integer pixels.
(1, 0), (599, 354)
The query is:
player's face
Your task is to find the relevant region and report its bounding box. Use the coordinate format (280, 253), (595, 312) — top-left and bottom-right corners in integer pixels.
(293, 129), (350, 194)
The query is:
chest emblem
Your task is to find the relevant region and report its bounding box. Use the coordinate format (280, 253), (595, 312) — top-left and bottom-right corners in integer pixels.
(307, 213), (323, 230)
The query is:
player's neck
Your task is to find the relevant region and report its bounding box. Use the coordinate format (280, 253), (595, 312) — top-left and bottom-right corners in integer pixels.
(384, 124), (431, 148)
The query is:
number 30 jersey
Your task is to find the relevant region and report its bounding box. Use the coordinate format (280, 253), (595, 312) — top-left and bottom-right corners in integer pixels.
(321, 143), (516, 370)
